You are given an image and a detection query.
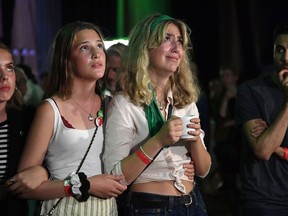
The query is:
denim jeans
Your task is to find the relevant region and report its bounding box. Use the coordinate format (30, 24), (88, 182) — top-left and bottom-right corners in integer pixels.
(118, 184), (207, 216)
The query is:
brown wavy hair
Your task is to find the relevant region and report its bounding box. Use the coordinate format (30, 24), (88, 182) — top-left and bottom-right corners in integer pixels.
(45, 21), (106, 99)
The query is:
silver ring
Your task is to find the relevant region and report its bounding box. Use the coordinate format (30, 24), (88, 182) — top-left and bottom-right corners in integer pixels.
(9, 178), (15, 183)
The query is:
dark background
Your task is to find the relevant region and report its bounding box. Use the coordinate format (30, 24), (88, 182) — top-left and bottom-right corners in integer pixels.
(1, 0), (288, 91)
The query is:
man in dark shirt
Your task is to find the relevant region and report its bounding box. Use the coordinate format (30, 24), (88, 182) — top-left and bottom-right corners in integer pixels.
(236, 22), (288, 216)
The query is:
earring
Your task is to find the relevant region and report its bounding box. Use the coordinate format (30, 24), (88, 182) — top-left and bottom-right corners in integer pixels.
(176, 67), (180, 75)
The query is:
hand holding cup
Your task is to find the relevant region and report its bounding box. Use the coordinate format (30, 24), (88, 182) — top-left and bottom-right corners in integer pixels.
(181, 115), (201, 140)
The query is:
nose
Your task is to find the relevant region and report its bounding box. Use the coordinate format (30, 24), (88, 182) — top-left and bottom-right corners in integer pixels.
(0, 73), (8, 81)
(171, 40), (180, 53)
(0, 68), (8, 81)
(91, 48), (100, 59)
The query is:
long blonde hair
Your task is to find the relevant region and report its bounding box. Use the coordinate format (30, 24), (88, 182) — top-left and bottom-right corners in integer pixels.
(117, 14), (200, 109)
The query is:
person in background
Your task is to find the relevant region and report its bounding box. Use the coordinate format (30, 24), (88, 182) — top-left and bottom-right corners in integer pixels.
(39, 71), (49, 92)
(0, 41), (37, 216)
(6, 21), (127, 216)
(17, 63), (44, 107)
(103, 14), (211, 215)
(235, 21), (288, 215)
(14, 66), (28, 99)
(103, 42), (127, 97)
(213, 64), (241, 215)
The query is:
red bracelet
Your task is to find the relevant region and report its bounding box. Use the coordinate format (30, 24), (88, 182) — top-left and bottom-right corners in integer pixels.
(283, 147), (288, 160)
(64, 179), (73, 197)
(136, 149), (151, 164)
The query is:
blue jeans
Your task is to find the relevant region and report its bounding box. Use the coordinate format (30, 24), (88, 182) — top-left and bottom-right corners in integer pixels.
(119, 184), (207, 216)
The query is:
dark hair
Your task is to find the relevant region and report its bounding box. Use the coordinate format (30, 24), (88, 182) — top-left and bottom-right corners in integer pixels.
(17, 63), (38, 84)
(0, 42), (23, 110)
(273, 21), (288, 43)
(45, 21), (106, 99)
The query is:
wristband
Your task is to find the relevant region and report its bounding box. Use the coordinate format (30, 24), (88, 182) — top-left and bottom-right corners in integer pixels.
(64, 179), (73, 197)
(136, 149), (151, 164)
(70, 173), (82, 200)
(65, 172), (90, 202)
(140, 146), (153, 160)
(78, 172), (90, 202)
(283, 147), (288, 160)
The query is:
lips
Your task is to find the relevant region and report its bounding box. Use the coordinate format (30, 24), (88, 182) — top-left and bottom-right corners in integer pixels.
(91, 60), (104, 68)
(92, 64), (102, 68)
(0, 85), (11, 91)
(167, 56), (179, 61)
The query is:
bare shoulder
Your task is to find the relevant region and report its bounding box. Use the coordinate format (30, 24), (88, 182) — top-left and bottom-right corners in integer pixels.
(35, 99), (55, 118)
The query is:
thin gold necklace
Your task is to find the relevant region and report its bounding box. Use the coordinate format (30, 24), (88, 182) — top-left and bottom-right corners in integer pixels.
(157, 99), (166, 110)
(71, 95), (96, 121)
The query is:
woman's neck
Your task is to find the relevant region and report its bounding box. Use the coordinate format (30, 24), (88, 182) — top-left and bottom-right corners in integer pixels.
(0, 103), (7, 123)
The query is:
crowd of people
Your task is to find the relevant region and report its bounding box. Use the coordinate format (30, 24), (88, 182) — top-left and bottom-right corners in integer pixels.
(0, 12), (288, 216)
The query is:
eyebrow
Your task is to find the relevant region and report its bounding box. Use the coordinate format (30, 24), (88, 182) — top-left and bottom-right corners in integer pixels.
(6, 62), (14, 66)
(166, 32), (182, 39)
(75, 39), (103, 47)
(275, 44), (285, 49)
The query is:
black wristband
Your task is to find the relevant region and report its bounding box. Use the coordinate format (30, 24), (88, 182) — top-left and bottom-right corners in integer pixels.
(77, 172), (90, 202)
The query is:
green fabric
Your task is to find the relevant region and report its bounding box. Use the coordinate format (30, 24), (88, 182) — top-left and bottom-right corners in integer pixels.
(150, 15), (174, 32)
(145, 97), (165, 137)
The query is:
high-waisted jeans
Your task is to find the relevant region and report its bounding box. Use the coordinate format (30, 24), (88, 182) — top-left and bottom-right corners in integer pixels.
(117, 183), (207, 216)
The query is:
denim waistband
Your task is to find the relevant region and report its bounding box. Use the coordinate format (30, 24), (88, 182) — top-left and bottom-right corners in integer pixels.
(128, 190), (194, 208)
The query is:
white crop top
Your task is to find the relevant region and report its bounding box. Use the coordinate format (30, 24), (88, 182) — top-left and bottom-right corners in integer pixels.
(44, 98), (104, 180)
(103, 92), (208, 194)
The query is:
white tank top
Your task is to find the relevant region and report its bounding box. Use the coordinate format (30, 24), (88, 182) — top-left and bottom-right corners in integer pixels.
(44, 98), (104, 180)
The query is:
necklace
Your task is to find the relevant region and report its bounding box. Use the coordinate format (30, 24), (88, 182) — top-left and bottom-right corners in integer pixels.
(157, 100), (166, 110)
(71, 95), (96, 121)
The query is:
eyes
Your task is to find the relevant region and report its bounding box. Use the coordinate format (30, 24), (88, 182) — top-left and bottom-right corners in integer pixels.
(164, 33), (183, 46)
(0, 64), (14, 73)
(0, 63), (14, 78)
(6, 64), (14, 72)
(275, 46), (286, 54)
(79, 42), (104, 52)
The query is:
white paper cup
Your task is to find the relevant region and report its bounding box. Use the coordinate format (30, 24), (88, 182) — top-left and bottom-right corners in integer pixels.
(181, 115), (195, 139)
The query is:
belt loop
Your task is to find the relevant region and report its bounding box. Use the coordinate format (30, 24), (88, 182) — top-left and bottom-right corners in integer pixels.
(190, 190), (197, 207)
(168, 196), (173, 212)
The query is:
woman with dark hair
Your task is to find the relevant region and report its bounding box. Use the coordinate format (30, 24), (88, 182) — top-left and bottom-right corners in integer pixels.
(0, 41), (36, 216)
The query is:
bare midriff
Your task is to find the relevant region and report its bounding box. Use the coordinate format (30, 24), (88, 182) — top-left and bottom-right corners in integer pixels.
(130, 180), (193, 196)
